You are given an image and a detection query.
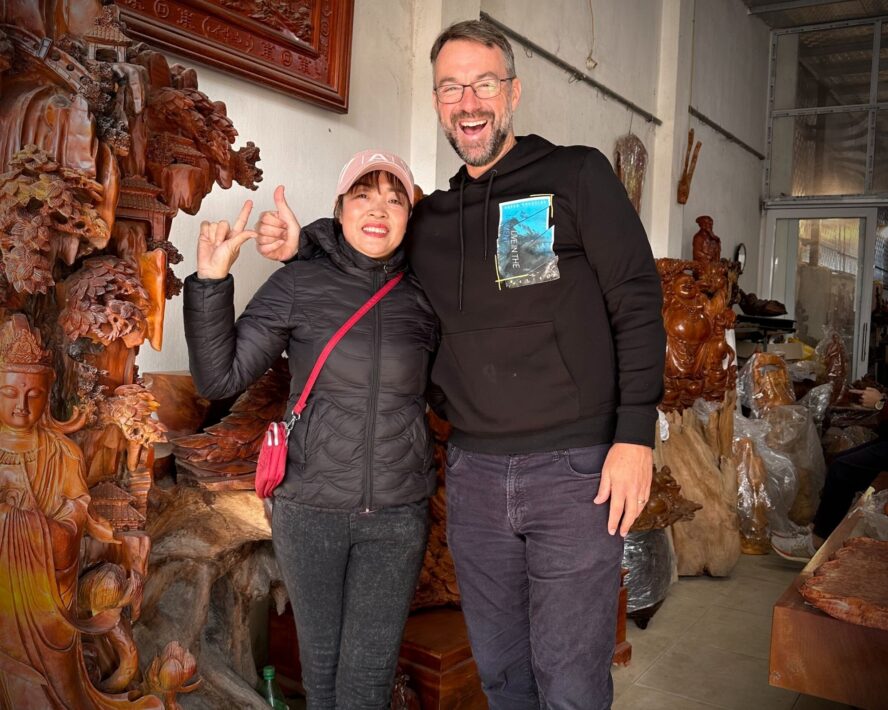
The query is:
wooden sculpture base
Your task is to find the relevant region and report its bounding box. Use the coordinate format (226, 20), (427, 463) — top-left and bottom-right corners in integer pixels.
(398, 608), (486, 710)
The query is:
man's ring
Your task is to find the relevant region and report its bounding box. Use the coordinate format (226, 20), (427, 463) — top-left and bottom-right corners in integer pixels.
(637, 499), (647, 505)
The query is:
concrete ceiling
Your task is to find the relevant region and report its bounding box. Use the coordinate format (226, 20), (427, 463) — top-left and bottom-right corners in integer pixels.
(742, 0), (888, 29)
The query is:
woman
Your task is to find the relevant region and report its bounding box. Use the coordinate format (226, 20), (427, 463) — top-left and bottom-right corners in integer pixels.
(183, 151), (438, 709)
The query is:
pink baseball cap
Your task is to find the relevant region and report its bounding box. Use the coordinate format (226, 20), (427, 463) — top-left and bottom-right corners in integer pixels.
(335, 149), (416, 207)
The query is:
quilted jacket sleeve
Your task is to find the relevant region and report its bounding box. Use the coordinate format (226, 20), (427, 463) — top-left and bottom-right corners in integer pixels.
(183, 268), (296, 400)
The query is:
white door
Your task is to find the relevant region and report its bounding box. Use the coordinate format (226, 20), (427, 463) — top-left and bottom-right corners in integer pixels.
(761, 207), (879, 381)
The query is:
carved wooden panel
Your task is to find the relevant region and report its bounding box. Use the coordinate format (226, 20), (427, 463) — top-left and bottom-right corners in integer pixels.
(119, 0), (355, 112)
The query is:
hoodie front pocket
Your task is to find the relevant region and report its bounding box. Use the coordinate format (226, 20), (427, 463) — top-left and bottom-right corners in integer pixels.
(434, 322), (579, 435)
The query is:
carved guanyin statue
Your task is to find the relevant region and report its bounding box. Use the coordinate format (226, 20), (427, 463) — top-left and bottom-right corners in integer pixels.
(0, 315), (161, 709)
(0, 1), (260, 706)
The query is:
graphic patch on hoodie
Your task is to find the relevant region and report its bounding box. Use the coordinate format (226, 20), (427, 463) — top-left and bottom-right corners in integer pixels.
(495, 195), (560, 289)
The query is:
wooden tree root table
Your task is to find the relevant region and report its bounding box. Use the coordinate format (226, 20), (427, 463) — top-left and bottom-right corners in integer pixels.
(769, 472), (888, 708)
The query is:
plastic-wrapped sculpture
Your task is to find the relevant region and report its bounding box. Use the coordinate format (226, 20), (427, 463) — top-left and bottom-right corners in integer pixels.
(0, 1), (259, 706)
(814, 329), (849, 405)
(623, 465), (700, 626)
(613, 133), (647, 214)
(738, 354), (827, 528)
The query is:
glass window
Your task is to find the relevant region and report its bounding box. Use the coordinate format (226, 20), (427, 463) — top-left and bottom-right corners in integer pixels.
(771, 112), (868, 197)
(880, 23), (888, 104)
(874, 111), (888, 194)
(773, 25), (874, 110)
(794, 218), (862, 357)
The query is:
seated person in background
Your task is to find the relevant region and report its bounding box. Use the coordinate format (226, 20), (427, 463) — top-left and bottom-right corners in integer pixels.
(771, 386), (888, 562)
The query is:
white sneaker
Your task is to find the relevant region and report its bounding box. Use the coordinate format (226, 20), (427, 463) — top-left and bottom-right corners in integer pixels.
(770, 531), (817, 562)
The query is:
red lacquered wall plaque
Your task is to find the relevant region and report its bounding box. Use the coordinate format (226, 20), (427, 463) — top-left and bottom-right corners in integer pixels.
(119, 0), (354, 113)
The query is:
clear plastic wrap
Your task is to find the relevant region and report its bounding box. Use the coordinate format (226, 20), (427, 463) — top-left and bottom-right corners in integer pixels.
(763, 405), (827, 527)
(860, 489), (888, 541)
(822, 425), (879, 458)
(738, 353), (795, 417)
(733, 412), (805, 537)
(798, 382), (833, 431)
(787, 359), (822, 383)
(734, 435), (772, 553)
(691, 397), (722, 426)
(814, 328), (849, 404)
(621, 529), (674, 613)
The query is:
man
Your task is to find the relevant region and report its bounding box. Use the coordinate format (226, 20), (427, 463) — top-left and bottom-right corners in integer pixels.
(406, 20), (665, 709)
(253, 20), (665, 708)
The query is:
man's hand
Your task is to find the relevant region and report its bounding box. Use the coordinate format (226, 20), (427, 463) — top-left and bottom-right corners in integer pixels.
(196, 201), (257, 279)
(850, 387), (885, 410)
(255, 185), (301, 261)
(594, 442), (653, 537)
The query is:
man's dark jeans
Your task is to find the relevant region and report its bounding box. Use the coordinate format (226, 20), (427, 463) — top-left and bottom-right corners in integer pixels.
(272, 498), (429, 709)
(445, 443), (624, 710)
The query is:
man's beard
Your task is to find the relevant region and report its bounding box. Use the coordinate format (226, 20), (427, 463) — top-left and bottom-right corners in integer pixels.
(443, 106), (514, 168)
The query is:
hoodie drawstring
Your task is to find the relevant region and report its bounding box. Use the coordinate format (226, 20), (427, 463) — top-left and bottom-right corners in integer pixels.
(457, 170), (498, 312)
(482, 169), (497, 262)
(458, 174), (466, 312)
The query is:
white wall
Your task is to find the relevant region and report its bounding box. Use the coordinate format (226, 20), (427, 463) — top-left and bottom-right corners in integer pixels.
(683, 0), (770, 290)
(138, 0), (773, 374)
(481, 0), (661, 231)
(137, 0), (416, 374)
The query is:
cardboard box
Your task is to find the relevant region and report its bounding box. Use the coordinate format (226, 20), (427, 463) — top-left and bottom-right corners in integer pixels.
(767, 341), (804, 361)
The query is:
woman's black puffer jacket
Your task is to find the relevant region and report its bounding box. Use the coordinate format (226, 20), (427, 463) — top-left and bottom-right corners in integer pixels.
(183, 218), (439, 511)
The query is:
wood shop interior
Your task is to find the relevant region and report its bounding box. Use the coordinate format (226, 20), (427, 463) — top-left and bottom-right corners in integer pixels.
(0, 0), (887, 709)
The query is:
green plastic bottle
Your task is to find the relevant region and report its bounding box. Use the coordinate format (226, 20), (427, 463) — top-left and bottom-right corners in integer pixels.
(257, 665), (288, 709)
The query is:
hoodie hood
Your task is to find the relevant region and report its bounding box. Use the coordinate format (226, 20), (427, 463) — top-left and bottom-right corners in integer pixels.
(297, 217), (407, 278)
(447, 134), (558, 189)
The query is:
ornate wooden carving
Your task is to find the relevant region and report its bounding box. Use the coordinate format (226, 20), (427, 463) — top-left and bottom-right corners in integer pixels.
(677, 128), (701, 204)
(119, 0), (355, 113)
(0, 315), (160, 709)
(657, 245), (739, 413)
(692, 215), (721, 263)
(171, 357), (289, 486)
(412, 410), (459, 610)
(0, 2), (259, 706)
(630, 464), (701, 533)
(799, 536), (888, 631)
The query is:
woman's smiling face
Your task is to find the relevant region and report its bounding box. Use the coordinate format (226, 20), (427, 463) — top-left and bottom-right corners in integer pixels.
(339, 172), (409, 261)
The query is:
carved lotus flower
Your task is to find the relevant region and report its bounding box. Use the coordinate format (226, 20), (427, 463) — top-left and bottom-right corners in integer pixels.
(144, 641), (201, 710)
(78, 563), (134, 614)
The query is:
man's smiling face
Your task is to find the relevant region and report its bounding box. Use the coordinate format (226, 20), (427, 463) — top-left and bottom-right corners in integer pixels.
(433, 39), (521, 176)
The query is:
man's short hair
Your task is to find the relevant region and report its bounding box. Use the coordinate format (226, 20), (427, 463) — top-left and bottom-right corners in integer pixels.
(429, 19), (516, 78)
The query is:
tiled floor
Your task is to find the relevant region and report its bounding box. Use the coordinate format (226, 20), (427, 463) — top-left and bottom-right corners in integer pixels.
(612, 553), (854, 710)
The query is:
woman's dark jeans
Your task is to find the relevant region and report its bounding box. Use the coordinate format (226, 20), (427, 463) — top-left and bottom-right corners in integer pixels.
(272, 498), (429, 709)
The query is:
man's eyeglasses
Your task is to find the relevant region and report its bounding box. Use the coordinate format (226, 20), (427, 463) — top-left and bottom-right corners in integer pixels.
(434, 77), (515, 104)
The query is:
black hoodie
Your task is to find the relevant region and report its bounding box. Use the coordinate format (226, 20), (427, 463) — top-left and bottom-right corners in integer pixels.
(407, 134), (665, 453)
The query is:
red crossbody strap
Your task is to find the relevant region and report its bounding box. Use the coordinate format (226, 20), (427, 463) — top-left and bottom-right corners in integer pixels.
(291, 271), (404, 419)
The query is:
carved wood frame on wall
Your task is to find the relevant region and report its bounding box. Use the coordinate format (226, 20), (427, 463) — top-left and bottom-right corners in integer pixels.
(119, 0), (354, 112)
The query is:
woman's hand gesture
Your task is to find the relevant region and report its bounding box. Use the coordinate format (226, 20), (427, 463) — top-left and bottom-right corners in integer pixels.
(197, 201), (257, 279)
(255, 185), (301, 262)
